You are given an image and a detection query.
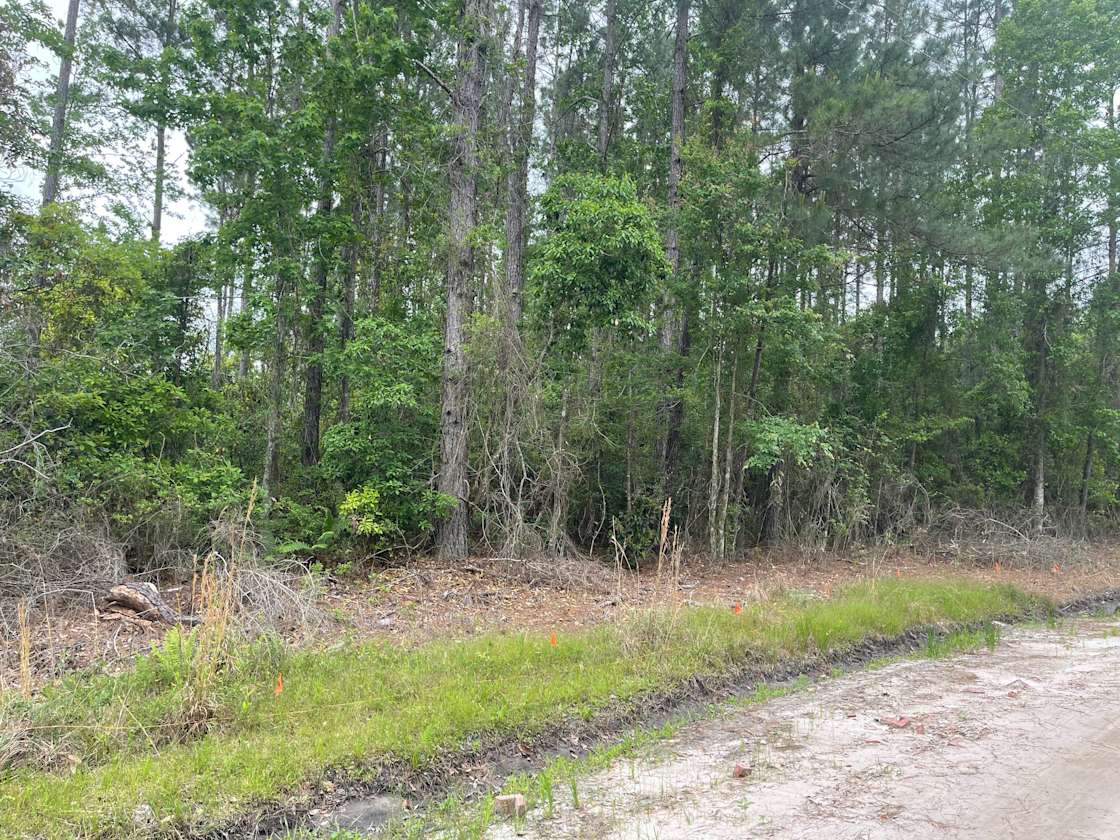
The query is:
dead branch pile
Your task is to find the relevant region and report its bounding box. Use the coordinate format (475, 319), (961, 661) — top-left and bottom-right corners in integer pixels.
(917, 506), (1099, 569)
(0, 511), (125, 620)
(472, 553), (615, 593)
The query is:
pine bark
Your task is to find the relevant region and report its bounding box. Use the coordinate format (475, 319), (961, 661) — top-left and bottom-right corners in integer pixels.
(437, 0), (491, 561)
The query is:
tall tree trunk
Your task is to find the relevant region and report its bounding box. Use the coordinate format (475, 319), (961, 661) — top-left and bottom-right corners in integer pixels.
(596, 0), (617, 170)
(875, 252), (885, 306)
(504, 0), (541, 326)
(548, 387), (570, 554)
(151, 0), (177, 242)
(495, 0), (541, 546)
(262, 281), (288, 501)
(238, 273), (252, 380)
(658, 0), (689, 483)
(715, 354), (738, 560)
(1032, 426), (1045, 520)
(41, 0), (81, 207)
(1080, 432), (1094, 520)
(212, 282), (225, 388)
(992, 0), (1005, 100)
(238, 172), (258, 381)
(300, 0), (343, 467)
(368, 134), (387, 310)
(764, 459), (786, 544)
(152, 123), (166, 242)
(707, 339), (723, 560)
(1109, 96), (1117, 279)
(338, 197), (358, 422)
(1030, 306), (1048, 525)
(437, 0), (491, 562)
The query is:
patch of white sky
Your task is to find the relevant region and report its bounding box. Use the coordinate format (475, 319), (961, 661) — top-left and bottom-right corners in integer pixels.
(6, 0), (207, 243)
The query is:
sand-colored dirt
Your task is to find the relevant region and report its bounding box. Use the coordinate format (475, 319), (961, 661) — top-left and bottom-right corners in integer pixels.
(488, 618), (1120, 839)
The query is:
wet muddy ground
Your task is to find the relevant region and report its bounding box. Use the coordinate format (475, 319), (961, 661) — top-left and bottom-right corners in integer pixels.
(487, 618), (1120, 839)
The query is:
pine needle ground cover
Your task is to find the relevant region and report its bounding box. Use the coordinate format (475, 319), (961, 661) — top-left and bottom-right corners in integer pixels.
(0, 579), (1042, 839)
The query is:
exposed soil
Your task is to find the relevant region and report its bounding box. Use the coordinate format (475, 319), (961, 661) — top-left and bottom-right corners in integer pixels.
(486, 616), (1120, 840)
(6, 544), (1120, 691)
(321, 547), (1120, 645)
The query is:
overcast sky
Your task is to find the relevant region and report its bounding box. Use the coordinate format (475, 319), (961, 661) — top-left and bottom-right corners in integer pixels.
(7, 0), (206, 243)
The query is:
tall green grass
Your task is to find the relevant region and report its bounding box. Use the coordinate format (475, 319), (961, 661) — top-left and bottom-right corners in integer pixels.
(0, 578), (1040, 839)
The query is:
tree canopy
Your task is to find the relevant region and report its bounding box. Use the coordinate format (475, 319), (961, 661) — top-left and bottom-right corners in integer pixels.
(2, 0), (1119, 575)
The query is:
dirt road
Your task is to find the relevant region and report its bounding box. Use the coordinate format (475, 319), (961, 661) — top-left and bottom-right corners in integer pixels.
(488, 619), (1120, 839)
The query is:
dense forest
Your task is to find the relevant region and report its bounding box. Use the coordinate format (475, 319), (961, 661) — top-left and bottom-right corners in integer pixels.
(1, 0), (1119, 587)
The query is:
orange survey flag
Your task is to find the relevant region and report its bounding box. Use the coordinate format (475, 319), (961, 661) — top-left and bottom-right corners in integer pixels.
(550, 632), (558, 647)
(275, 672), (284, 696)
(733, 603), (742, 615)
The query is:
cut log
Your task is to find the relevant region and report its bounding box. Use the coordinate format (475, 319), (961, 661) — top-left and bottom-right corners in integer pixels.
(107, 582), (201, 626)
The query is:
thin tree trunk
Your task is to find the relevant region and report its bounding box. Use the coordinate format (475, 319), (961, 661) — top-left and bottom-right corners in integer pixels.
(41, 0), (81, 207)
(992, 0), (1005, 100)
(764, 459), (786, 544)
(548, 387), (570, 554)
(716, 354), (738, 560)
(494, 0), (541, 548)
(152, 123), (166, 242)
(1080, 432), (1094, 519)
(368, 134), (387, 310)
(596, 0), (617, 170)
(338, 198), (358, 422)
(437, 0), (491, 561)
(625, 372), (635, 513)
(707, 339), (723, 560)
(504, 0), (541, 326)
(1032, 428), (1045, 520)
(238, 273), (251, 380)
(262, 283), (288, 500)
(151, 0), (177, 242)
(658, 0), (689, 482)
(1109, 96), (1117, 278)
(300, 0), (343, 467)
(212, 282), (225, 388)
(238, 173), (257, 381)
(875, 237), (886, 306)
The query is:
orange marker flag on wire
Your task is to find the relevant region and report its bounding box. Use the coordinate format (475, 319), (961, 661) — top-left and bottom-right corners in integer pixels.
(275, 672), (284, 696)
(550, 632), (558, 647)
(733, 603), (743, 615)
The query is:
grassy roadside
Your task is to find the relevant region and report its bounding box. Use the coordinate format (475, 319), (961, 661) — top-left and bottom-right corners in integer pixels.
(0, 578), (1043, 839)
(373, 622), (1008, 840)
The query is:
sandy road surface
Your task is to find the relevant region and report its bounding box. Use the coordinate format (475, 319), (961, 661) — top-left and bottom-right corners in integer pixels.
(488, 619), (1120, 839)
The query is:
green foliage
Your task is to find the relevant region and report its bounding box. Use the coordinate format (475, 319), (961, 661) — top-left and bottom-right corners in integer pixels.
(530, 174), (668, 352)
(1, 580), (1042, 837)
(6, 0), (1120, 575)
(741, 417), (830, 473)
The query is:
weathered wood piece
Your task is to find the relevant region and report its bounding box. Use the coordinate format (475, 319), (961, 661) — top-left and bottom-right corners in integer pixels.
(107, 582), (201, 626)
